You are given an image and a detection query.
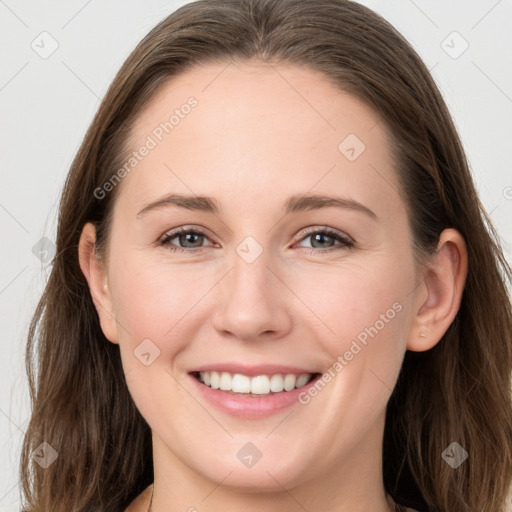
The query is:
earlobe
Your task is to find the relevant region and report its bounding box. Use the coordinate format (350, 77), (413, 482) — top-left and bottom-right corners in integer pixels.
(78, 223), (119, 344)
(407, 228), (468, 352)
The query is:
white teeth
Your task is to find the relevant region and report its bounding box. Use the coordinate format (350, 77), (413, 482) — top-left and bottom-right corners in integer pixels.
(210, 371), (220, 389)
(196, 371), (315, 394)
(251, 375), (270, 394)
(219, 372), (231, 391)
(269, 374), (284, 392)
(283, 374), (296, 391)
(295, 374), (310, 388)
(232, 373), (251, 393)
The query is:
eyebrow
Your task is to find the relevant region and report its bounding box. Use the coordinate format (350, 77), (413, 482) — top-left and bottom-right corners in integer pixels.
(136, 193), (377, 220)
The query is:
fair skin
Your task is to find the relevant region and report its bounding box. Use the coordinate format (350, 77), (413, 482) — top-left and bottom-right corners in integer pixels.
(78, 61), (467, 512)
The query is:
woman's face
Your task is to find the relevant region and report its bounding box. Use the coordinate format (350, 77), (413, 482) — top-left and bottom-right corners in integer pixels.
(91, 61), (422, 493)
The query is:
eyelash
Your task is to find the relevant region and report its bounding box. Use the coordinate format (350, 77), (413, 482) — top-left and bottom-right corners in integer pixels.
(158, 226), (354, 255)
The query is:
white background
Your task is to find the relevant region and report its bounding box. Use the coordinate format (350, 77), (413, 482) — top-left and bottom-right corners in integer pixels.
(1, 1), (511, 510)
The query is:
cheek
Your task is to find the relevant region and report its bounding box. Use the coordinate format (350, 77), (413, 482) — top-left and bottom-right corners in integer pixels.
(289, 256), (413, 358)
(110, 258), (202, 345)
(287, 257), (413, 429)
(108, 257), (206, 419)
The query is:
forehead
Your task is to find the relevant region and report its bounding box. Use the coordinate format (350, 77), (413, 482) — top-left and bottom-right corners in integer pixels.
(118, 60), (401, 218)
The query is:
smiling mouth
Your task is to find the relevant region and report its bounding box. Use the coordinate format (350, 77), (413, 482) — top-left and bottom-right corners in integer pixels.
(190, 371), (320, 397)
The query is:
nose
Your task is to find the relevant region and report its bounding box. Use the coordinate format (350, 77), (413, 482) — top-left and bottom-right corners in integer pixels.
(211, 248), (293, 342)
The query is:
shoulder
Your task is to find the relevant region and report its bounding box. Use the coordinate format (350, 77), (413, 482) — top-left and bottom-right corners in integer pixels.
(124, 484), (153, 512)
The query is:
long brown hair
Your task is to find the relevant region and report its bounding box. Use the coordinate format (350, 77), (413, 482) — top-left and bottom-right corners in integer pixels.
(20, 1), (512, 511)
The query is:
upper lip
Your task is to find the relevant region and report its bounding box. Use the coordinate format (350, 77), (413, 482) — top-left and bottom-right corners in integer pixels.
(189, 363), (319, 377)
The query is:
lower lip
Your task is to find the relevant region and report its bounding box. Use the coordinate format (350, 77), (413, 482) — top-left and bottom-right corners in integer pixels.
(189, 373), (321, 419)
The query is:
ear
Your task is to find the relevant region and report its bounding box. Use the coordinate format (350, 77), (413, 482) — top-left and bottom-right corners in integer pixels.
(407, 228), (468, 351)
(78, 222), (119, 344)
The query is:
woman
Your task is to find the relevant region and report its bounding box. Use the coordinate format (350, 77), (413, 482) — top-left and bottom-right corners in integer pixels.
(20, 1), (512, 511)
